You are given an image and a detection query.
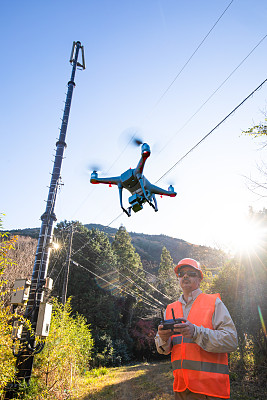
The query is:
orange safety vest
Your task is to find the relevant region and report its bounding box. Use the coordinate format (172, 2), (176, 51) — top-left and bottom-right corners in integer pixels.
(166, 293), (230, 398)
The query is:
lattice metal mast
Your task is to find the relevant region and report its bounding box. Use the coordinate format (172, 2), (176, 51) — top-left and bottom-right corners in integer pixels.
(16, 41), (85, 384)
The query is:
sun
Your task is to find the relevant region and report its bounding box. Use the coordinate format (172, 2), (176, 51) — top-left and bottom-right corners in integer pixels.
(226, 217), (266, 255)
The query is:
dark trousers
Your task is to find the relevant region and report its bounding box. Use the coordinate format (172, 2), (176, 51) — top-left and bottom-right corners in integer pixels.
(174, 389), (229, 400)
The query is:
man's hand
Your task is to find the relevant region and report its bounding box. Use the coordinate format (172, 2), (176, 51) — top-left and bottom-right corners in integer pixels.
(157, 324), (173, 342)
(173, 318), (195, 338)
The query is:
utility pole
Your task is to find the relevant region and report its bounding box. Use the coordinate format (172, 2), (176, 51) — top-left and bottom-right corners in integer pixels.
(6, 41), (85, 397)
(62, 224), (74, 305)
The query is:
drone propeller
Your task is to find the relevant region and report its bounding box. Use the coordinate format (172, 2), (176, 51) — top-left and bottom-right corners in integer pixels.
(132, 137), (143, 147)
(119, 127), (144, 148)
(167, 180), (176, 187)
(131, 136), (159, 154)
(84, 163), (106, 181)
(87, 162), (104, 173)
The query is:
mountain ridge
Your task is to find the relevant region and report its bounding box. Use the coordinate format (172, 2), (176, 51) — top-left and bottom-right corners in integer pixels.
(6, 223), (226, 273)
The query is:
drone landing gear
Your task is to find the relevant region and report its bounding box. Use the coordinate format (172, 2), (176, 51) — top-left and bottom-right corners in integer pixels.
(121, 206), (131, 217)
(118, 184), (131, 217)
(150, 194), (158, 212)
(118, 182), (158, 217)
(137, 176), (158, 212)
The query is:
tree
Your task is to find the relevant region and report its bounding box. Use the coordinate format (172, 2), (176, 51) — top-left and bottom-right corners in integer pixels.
(49, 222), (119, 335)
(2, 235), (37, 287)
(158, 246), (180, 301)
(112, 225), (145, 284)
(48, 222), (136, 366)
(243, 115), (267, 197)
(111, 225), (147, 318)
(243, 115), (267, 138)
(210, 209), (267, 380)
(0, 217), (17, 396)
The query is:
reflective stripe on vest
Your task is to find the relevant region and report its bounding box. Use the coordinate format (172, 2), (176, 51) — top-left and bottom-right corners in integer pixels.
(172, 336), (193, 345)
(172, 359), (229, 374)
(166, 293), (230, 398)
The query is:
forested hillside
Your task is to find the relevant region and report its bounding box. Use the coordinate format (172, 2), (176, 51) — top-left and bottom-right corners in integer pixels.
(2, 221), (227, 373)
(7, 223), (227, 276)
(1, 212), (267, 399)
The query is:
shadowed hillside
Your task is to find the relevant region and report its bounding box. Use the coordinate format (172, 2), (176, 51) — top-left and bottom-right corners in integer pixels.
(6, 223), (227, 275)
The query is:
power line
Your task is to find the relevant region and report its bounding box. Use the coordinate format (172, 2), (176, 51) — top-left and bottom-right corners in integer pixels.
(107, 212), (124, 227)
(98, 74), (267, 226)
(50, 198), (174, 309)
(157, 33), (267, 155)
(66, 3), (235, 220)
(112, 267), (165, 307)
(49, 221), (80, 276)
(48, 230), (70, 277)
(156, 77), (267, 183)
(71, 226), (173, 301)
(63, 226), (163, 306)
(80, 33), (267, 229)
(118, 262), (172, 302)
(152, 0), (235, 110)
(100, 1), (235, 176)
(71, 236), (167, 308)
(71, 232), (93, 256)
(71, 259), (159, 310)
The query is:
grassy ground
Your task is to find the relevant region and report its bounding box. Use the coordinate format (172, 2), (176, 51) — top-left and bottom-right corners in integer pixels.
(76, 361), (266, 400)
(78, 362), (173, 400)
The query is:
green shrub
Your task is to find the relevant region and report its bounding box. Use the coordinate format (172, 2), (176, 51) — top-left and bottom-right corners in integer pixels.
(0, 227), (17, 397)
(29, 298), (94, 399)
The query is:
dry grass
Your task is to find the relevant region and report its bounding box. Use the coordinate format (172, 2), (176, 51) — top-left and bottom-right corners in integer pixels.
(73, 361), (266, 400)
(77, 361), (173, 400)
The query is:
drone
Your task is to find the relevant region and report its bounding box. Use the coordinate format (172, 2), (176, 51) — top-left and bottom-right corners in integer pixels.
(90, 142), (177, 217)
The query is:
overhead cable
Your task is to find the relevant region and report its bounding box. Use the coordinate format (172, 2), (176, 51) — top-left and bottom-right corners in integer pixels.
(99, 73), (267, 227)
(156, 78), (267, 183)
(112, 267), (165, 307)
(71, 259), (159, 310)
(48, 231), (70, 277)
(72, 241), (167, 308)
(71, 227), (173, 301)
(70, 233), (166, 308)
(118, 261), (173, 301)
(102, 1), (235, 175)
(158, 33), (267, 155)
(107, 212), (124, 227)
(83, 35), (267, 229)
(65, 0), (235, 221)
(152, 0), (235, 109)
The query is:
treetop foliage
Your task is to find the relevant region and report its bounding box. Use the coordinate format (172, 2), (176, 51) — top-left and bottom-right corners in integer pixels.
(243, 116), (267, 138)
(158, 246), (180, 301)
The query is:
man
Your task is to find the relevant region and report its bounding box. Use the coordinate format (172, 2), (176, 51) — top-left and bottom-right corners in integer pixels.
(155, 258), (238, 400)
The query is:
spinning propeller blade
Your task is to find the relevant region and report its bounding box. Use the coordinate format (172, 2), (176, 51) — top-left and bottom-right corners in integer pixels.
(133, 137), (143, 146)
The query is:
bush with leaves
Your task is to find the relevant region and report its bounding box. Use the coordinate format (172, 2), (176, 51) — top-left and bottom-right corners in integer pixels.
(92, 332), (131, 367)
(130, 319), (157, 361)
(0, 217), (18, 397)
(30, 298), (94, 399)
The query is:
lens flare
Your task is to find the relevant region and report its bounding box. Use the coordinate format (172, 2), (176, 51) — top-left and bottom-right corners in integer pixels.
(258, 305), (267, 338)
(94, 269), (122, 295)
(52, 242), (60, 250)
(226, 218), (267, 255)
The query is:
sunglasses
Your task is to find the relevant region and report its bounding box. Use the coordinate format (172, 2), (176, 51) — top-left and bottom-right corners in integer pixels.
(178, 270), (198, 278)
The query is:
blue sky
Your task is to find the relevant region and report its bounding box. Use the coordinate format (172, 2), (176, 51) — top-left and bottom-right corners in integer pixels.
(2, 0), (267, 250)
